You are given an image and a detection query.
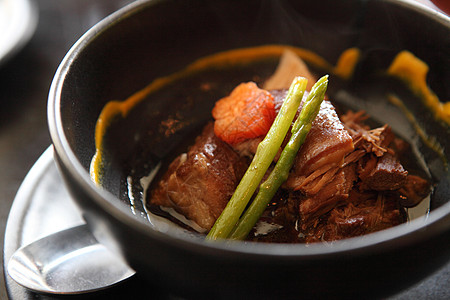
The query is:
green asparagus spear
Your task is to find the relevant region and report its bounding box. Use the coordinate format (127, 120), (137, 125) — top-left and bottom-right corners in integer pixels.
(229, 75), (328, 240)
(206, 77), (308, 240)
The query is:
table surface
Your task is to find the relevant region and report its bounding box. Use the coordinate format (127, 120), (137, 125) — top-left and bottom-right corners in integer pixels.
(0, 0), (448, 299)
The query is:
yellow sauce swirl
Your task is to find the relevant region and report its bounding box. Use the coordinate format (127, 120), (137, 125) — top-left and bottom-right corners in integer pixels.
(388, 51), (450, 124)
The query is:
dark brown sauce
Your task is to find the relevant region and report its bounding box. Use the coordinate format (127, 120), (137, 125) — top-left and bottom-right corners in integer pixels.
(92, 47), (442, 243)
(141, 94), (429, 244)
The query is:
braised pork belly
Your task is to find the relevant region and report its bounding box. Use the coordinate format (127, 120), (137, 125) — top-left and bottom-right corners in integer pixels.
(150, 123), (248, 230)
(149, 87), (430, 243)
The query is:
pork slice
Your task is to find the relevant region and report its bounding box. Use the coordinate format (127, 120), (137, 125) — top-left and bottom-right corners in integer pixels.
(233, 90), (354, 174)
(299, 164), (357, 228)
(285, 101), (354, 192)
(150, 123), (248, 230)
(322, 192), (403, 241)
(273, 91), (355, 190)
(289, 100), (354, 179)
(398, 175), (431, 207)
(359, 153), (408, 191)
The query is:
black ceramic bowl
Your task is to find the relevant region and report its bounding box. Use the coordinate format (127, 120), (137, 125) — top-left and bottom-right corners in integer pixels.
(48, 0), (450, 298)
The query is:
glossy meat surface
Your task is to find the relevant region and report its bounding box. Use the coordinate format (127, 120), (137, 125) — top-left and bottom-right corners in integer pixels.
(398, 175), (431, 207)
(150, 123), (248, 230)
(149, 85), (428, 243)
(306, 190), (403, 243)
(295, 110), (410, 232)
(358, 153), (408, 191)
(290, 100), (355, 177)
(234, 90), (355, 179)
(299, 164), (357, 227)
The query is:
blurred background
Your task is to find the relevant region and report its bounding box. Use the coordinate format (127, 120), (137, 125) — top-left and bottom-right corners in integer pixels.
(0, 0), (448, 299)
(0, 1), (134, 299)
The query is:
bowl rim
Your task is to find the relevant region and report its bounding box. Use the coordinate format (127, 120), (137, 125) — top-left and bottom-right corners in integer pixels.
(48, 0), (450, 259)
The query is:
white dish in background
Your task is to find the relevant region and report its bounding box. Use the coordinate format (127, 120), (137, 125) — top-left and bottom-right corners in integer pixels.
(0, 0), (38, 66)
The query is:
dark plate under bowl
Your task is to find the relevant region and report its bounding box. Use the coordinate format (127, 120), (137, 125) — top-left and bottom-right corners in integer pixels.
(48, 0), (450, 298)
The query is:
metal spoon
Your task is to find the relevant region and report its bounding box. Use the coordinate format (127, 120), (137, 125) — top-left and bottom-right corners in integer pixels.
(7, 224), (135, 294)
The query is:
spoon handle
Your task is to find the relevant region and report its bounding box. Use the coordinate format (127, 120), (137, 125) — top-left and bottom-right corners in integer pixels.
(8, 224), (135, 294)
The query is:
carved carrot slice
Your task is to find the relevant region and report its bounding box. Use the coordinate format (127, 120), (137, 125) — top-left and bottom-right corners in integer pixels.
(212, 82), (276, 145)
